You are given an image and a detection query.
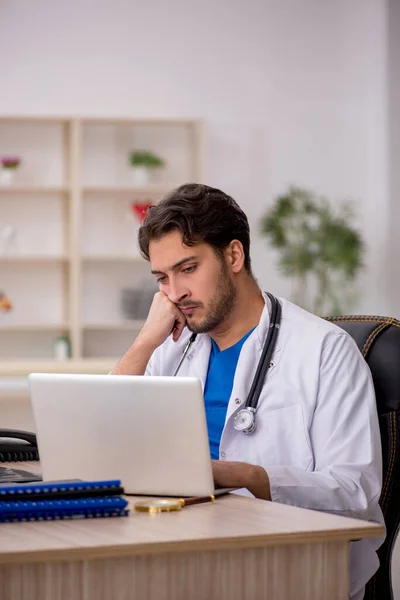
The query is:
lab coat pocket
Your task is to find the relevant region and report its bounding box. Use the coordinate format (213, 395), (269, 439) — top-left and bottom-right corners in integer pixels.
(258, 405), (313, 470)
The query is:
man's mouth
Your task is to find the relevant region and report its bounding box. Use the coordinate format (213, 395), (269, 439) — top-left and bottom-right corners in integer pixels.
(179, 305), (199, 315)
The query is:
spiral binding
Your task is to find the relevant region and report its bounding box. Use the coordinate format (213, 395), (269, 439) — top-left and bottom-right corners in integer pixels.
(0, 479), (124, 499)
(0, 450), (39, 462)
(0, 507), (129, 523)
(0, 496), (129, 522)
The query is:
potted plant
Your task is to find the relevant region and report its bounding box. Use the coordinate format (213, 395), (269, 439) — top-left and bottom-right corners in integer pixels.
(0, 156), (21, 186)
(260, 186), (365, 316)
(128, 150), (165, 186)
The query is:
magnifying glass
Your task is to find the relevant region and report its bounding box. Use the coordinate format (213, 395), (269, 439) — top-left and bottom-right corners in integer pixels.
(134, 495), (215, 514)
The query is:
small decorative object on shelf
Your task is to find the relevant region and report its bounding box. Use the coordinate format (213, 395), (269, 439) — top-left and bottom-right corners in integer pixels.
(0, 225), (18, 256)
(131, 201), (153, 223)
(52, 334), (71, 360)
(125, 200), (153, 256)
(121, 282), (157, 320)
(129, 150), (165, 186)
(0, 291), (13, 312)
(0, 156), (21, 186)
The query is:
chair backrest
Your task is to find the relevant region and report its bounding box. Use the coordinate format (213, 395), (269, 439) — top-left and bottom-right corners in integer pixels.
(325, 315), (400, 600)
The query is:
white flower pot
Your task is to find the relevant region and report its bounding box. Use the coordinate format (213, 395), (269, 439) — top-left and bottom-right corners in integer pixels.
(131, 166), (150, 186)
(0, 168), (15, 186)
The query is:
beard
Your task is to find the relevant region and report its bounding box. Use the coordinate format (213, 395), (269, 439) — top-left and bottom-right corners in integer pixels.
(183, 262), (237, 334)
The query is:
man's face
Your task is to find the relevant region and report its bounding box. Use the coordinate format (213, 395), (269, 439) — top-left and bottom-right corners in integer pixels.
(149, 230), (237, 334)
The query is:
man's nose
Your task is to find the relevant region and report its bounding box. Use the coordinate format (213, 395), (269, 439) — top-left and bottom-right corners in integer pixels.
(168, 279), (189, 304)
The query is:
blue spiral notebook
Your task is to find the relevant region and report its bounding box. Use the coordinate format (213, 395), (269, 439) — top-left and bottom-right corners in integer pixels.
(0, 479), (124, 500)
(0, 496), (129, 522)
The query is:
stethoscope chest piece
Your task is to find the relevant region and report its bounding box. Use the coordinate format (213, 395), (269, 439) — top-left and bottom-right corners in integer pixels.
(233, 407), (257, 435)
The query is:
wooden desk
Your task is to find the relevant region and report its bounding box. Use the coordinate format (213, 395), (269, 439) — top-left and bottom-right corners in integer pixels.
(0, 462), (384, 600)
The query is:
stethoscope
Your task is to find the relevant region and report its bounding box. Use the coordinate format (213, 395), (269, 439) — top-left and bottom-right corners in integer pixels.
(173, 292), (282, 435)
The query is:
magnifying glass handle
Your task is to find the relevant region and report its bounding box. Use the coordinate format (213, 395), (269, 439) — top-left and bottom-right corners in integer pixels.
(181, 495), (215, 507)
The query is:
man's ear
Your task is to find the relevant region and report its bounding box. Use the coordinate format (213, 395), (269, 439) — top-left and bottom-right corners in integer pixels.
(225, 240), (245, 273)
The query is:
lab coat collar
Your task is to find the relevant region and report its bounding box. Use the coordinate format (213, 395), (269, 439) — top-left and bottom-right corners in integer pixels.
(181, 290), (280, 391)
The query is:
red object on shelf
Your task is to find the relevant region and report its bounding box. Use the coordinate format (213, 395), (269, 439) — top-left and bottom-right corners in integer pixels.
(131, 201), (153, 223)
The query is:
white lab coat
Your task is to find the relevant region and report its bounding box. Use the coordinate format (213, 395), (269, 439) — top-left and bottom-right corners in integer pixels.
(145, 293), (385, 599)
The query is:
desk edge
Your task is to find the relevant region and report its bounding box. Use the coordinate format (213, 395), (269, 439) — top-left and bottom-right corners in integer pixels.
(0, 524), (385, 565)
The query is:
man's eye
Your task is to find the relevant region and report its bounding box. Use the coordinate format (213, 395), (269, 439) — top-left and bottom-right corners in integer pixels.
(157, 276), (166, 284)
(183, 266), (196, 274)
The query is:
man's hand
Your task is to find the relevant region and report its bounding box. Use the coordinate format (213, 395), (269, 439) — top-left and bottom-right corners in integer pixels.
(139, 291), (187, 347)
(212, 460), (271, 501)
(110, 291), (187, 376)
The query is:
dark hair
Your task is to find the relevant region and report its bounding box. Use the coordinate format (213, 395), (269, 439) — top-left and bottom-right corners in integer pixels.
(138, 183), (252, 273)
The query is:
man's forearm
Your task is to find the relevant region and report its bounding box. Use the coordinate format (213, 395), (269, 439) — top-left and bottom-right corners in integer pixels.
(212, 460), (272, 500)
(110, 337), (155, 375)
(245, 464), (271, 500)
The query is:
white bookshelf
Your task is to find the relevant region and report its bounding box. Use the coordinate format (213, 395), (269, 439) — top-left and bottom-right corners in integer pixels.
(0, 116), (204, 375)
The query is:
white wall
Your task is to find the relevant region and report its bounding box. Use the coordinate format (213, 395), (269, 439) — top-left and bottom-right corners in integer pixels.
(387, 0), (400, 318)
(0, 0), (394, 316)
(387, 2), (400, 590)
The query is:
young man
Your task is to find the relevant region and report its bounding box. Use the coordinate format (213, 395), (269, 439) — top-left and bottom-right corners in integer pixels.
(112, 183), (384, 600)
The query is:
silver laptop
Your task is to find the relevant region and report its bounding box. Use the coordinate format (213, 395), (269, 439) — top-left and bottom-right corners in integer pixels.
(28, 373), (215, 497)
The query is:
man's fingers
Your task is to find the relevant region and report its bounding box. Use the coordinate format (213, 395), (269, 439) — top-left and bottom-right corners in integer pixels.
(172, 313), (187, 341)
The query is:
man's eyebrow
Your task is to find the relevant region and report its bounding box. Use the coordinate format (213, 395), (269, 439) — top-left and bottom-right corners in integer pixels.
(151, 256), (197, 275)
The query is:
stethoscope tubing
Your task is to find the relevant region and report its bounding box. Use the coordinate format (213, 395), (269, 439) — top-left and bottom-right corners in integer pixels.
(172, 293), (281, 433)
(245, 292), (280, 410)
(172, 332), (197, 376)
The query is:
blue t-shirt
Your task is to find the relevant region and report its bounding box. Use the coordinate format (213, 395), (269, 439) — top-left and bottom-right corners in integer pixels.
(204, 328), (255, 459)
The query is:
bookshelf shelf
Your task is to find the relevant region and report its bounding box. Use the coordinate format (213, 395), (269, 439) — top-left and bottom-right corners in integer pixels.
(0, 256), (69, 263)
(82, 255), (144, 263)
(0, 359), (118, 377)
(0, 116), (204, 373)
(0, 186), (69, 195)
(83, 184), (179, 195)
(0, 324), (69, 331)
(83, 321), (145, 330)
(82, 117), (199, 126)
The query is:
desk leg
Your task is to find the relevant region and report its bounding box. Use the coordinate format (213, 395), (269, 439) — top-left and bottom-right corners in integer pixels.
(0, 541), (349, 600)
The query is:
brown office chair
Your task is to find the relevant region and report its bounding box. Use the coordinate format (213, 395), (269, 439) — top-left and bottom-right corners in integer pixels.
(325, 315), (400, 600)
